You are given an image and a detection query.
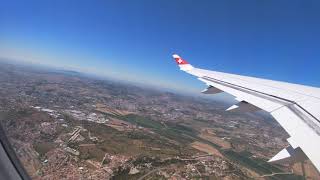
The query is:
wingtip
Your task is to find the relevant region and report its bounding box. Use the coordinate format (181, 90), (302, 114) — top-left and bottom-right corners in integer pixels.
(172, 54), (189, 65)
(172, 54), (180, 59)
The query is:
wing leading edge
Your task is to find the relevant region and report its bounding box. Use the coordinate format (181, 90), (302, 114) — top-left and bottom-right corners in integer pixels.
(172, 54), (320, 172)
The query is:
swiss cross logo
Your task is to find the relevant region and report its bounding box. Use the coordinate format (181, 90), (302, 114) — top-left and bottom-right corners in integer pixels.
(173, 54), (189, 65)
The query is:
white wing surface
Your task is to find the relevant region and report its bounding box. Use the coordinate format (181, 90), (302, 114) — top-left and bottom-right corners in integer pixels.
(172, 54), (320, 171)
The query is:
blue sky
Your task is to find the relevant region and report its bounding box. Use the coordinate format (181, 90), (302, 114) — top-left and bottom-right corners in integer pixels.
(1, 0), (320, 96)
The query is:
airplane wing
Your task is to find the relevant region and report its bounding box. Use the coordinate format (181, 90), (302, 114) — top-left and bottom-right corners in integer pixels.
(172, 54), (320, 172)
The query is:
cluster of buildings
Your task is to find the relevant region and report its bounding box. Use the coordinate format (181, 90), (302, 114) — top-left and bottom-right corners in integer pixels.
(65, 110), (109, 124)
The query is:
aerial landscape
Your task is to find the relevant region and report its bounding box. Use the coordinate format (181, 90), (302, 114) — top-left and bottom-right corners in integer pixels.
(0, 60), (318, 179)
(1, 1), (320, 179)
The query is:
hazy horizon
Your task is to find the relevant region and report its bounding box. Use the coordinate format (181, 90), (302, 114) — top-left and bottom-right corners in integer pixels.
(0, 57), (237, 104)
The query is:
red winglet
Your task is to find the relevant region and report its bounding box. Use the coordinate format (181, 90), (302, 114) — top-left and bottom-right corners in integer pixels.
(173, 54), (189, 65)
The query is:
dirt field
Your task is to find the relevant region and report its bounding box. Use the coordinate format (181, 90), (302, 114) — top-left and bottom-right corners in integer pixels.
(191, 141), (223, 157)
(105, 117), (134, 131)
(292, 160), (320, 180)
(95, 103), (133, 116)
(199, 128), (231, 149)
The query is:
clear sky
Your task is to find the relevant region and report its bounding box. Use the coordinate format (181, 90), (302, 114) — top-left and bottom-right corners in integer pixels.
(1, 0), (320, 96)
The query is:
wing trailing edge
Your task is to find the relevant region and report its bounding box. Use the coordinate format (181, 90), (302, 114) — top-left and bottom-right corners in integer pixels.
(269, 146), (307, 164)
(201, 86), (223, 94)
(226, 101), (261, 113)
